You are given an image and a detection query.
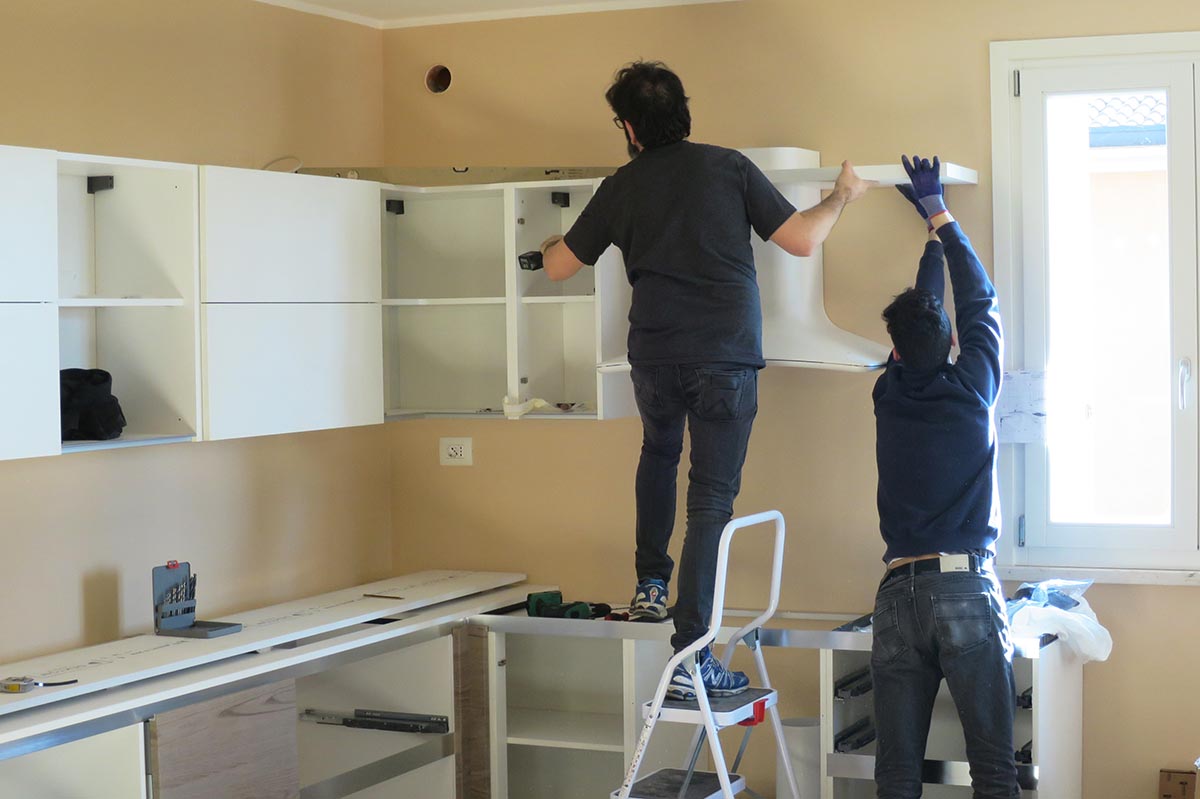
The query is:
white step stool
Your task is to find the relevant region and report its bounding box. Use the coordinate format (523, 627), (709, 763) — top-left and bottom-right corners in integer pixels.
(612, 511), (802, 799)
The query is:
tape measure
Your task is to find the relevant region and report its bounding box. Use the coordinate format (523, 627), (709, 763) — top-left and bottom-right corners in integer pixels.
(1, 676), (79, 694)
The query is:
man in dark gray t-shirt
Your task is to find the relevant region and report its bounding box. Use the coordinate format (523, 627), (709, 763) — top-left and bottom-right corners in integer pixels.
(542, 61), (870, 700)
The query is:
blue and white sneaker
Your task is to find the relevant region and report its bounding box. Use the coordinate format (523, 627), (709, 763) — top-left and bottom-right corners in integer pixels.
(666, 647), (750, 701)
(629, 578), (669, 621)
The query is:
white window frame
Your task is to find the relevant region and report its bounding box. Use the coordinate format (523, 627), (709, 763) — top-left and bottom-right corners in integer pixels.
(991, 32), (1200, 585)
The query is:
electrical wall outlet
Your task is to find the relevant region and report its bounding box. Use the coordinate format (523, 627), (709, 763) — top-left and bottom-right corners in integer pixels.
(439, 437), (473, 466)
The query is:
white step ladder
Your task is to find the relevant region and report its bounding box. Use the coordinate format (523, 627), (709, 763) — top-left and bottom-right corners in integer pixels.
(613, 510), (802, 799)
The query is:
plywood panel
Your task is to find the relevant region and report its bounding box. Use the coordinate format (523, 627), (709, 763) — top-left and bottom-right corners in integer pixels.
(454, 624), (490, 799)
(150, 680), (298, 799)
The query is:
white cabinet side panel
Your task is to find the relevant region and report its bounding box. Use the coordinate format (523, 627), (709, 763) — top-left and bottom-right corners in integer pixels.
(201, 167), (381, 302)
(595, 244), (630, 365)
(0, 145), (57, 301)
(0, 723), (146, 799)
(203, 303), (383, 440)
(0, 304), (61, 460)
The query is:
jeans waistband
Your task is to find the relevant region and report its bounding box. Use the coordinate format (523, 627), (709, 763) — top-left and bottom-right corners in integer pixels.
(881, 554), (992, 586)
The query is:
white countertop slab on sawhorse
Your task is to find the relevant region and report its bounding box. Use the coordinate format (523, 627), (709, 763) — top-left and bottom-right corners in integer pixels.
(0, 570), (524, 718)
(0, 581), (551, 761)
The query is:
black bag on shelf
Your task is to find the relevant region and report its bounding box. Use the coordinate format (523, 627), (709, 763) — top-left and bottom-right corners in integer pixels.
(60, 368), (127, 441)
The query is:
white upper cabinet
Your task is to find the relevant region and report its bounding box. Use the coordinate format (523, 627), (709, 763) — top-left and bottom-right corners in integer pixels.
(202, 303), (384, 440)
(200, 167), (381, 303)
(0, 145), (57, 301)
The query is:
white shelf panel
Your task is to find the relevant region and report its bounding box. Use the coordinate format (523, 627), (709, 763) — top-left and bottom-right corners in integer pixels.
(763, 162), (978, 187)
(61, 433), (195, 453)
(383, 297), (505, 306)
(58, 297), (185, 308)
(386, 408), (504, 418)
(506, 708), (624, 753)
(521, 295), (595, 305)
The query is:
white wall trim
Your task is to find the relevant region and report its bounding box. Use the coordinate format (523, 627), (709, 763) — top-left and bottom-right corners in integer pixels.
(379, 0), (738, 29)
(992, 31), (1200, 62)
(251, 0), (385, 28)
(250, 0), (740, 30)
(999, 565), (1200, 587)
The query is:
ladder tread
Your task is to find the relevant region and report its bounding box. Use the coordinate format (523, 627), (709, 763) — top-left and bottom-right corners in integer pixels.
(615, 768), (746, 799)
(661, 686), (775, 713)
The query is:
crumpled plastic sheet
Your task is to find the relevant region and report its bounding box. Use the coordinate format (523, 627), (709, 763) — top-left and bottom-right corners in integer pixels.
(1006, 579), (1113, 662)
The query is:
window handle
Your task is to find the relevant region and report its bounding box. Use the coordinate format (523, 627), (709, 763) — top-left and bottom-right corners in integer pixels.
(1180, 357), (1192, 410)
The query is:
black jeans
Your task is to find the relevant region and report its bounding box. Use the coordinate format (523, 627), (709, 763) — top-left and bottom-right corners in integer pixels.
(630, 364), (758, 653)
(871, 567), (1020, 799)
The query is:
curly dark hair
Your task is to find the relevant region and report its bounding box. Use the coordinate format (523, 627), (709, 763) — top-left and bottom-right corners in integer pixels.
(882, 288), (952, 371)
(604, 61), (691, 150)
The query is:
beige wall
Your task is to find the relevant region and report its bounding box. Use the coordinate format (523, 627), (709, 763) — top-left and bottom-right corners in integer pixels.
(0, 0), (390, 663)
(385, 2), (1200, 797)
(0, 0), (384, 167)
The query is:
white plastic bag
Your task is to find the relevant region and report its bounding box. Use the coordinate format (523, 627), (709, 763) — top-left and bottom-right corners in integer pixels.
(1007, 580), (1113, 662)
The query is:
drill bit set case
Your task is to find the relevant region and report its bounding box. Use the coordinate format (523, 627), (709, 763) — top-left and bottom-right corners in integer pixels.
(151, 561), (242, 639)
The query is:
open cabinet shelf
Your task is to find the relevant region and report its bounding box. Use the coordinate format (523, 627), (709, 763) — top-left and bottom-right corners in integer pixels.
(383, 297), (505, 306)
(56, 153), (200, 449)
(58, 297), (184, 307)
(382, 186), (507, 301)
(521, 295), (595, 305)
(383, 303), (508, 416)
(506, 708), (625, 753)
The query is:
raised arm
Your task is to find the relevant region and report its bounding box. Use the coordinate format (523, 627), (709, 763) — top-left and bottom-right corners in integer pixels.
(769, 161), (874, 257)
(901, 154), (1001, 401)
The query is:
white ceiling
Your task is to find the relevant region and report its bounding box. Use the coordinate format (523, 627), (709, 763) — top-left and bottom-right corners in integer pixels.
(254, 0), (738, 29)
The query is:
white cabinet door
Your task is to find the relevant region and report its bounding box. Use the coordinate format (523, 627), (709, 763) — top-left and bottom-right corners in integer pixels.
(201, 167), (381, 303)
(0, 145), (57, 301)
(203, 303), (383, 440)
(0, 304), (61, 460)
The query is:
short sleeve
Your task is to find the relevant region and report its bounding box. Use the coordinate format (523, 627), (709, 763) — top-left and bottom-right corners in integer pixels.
(563, 177), (614, 266)
(742, 156), (797, 241)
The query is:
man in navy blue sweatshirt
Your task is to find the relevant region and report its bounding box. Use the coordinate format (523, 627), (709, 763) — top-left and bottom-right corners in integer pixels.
(870, 155), (1018, 799)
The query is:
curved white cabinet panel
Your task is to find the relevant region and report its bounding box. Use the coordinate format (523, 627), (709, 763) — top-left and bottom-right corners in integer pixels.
(0, 145), (57, 302)
(203, 303), (383, 439)
(201, 167), (381, 303)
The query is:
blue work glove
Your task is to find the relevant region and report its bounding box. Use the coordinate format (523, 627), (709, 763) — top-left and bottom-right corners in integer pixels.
(895, 184), (933, 230)
(901, 154), (947, 219)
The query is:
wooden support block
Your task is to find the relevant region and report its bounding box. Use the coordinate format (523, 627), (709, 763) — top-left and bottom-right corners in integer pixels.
(149, 679), (299, 799)
(454, 624), (491, 799)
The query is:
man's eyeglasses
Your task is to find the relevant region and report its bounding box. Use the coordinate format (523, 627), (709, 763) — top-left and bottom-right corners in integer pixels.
(612, 116), (625, 130)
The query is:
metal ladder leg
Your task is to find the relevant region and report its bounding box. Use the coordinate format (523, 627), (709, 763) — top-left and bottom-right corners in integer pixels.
(751, 636), (801, 799)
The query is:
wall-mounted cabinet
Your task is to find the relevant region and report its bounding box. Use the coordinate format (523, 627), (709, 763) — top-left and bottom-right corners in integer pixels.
(0, 143), (978, 458)
(199, 165), (384, 439)
(56, 154), (201, 451)
(379, 180), (634, 420)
